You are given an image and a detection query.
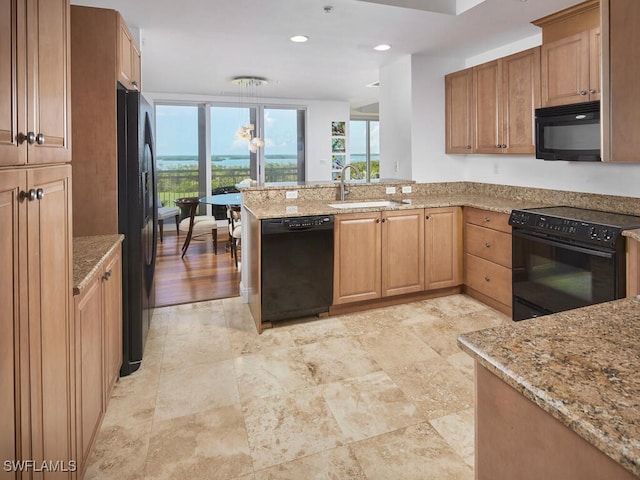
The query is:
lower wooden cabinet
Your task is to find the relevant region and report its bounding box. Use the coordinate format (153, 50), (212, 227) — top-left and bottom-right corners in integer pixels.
(0, 165), (75, 478)
(425, 207), (463, 290)
(74, 243), (122, 477)
(334, 209), (425, 304)
(463, 207), (512, 316)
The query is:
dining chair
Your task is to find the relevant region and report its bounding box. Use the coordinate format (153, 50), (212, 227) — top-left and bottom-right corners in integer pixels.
(175, 197), (218, 258)
(157, 196), (180, 243)
(227, 205), (242, 268)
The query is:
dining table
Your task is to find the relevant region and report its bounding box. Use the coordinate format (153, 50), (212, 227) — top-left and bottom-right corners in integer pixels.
(198, 193), (242, 206)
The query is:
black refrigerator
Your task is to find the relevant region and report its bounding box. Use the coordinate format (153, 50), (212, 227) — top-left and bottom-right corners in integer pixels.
(117, 84), (158, 376)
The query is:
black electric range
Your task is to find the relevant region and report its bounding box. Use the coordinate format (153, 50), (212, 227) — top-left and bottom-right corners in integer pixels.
(508, 206), (640, 320)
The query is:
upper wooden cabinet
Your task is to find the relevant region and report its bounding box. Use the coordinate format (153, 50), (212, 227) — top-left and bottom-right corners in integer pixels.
(533, 0), (600, 107)
(540, 28), (600, 107)
(601, 0), (640, 163)
(0, 0), (71, 167)
(117, 15), (141, 91)
(474, 48), (541, 154)
(445, 68), (473, 153)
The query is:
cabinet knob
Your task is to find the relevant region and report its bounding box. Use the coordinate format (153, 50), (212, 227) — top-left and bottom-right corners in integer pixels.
(484, 276), (491, 282)
(26, 132), (37, 144)
(35, 188), (44, 200)
(501, 144), (507, 148)
(485, 242), (491, 248)
(425, 214), (431, 220)
(381, 218), (386, 223)
(579, 90), (588, 95)
(19, 190), (36, 202)
(589, 89), (596, 94)
(484, 217), (491, 223)
(495, 144), (501, 148)
(102, 270), (112, 281)
(466, 145), (472, 149)
(36, 133), (45, 145)
(375, 218), (380, 224)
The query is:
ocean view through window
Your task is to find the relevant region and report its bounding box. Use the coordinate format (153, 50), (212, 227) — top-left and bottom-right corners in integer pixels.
(349, 119), (380, 182)
(156, 103), (305, 205)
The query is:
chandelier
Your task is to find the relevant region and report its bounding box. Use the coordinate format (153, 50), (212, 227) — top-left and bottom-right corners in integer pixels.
(231, 76), (268, 152)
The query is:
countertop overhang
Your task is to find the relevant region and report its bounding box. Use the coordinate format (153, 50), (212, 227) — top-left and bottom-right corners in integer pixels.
(458, 297), (640, 478)
(73, 234), (124, 295)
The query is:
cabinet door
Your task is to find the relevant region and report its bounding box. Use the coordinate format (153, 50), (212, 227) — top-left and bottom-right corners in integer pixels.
(74, 273), (103, 472)
(26, 0), (71, 164)
(602, 0), (640, 163)
(541, 31), (590, 107)
(382, 209), (425, 296)
(588, 27), (600, 102)
(117, 17), (140, 90)
(502, 47), (540, 154)
(0, 169), (26, 479)
(103, 245), (122, 400)
(445, 68), (473, 153)
(26, 164), (74, 477)
(333, 212), (381, 304)
(0, 0), (27, 167)
(425, 207), (462, 290)
(473, 60), (502, 154)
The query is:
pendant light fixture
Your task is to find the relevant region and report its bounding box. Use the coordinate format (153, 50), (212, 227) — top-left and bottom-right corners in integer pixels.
(231, 76), (268, 152)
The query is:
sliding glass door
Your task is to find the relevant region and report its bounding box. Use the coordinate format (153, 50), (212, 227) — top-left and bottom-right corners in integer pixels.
(156, 103), (306, 204)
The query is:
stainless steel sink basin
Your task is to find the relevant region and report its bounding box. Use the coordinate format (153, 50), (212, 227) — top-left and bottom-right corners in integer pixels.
(328, 200), (401, 209)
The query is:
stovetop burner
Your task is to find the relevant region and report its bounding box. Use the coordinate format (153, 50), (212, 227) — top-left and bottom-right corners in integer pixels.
(509, 206), (640, 247)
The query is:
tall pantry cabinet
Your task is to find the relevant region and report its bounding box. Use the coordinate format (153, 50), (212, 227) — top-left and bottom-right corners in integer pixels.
(0, 0), (75, 478)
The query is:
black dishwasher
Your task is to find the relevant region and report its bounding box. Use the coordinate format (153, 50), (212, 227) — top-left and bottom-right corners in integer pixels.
(261, 215), (334, 322)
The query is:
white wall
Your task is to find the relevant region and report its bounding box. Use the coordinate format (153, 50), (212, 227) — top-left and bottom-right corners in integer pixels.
(381, 38), (640, 198)
(379, 56), (413, 179)
(144, 92), (349, 183)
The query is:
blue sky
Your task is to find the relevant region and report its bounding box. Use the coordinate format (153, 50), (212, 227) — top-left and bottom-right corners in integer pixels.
(155, 104), (378, 157)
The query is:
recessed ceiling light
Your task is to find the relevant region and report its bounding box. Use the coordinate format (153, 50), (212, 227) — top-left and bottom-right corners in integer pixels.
(290, 35), (309, 43)
(373, 44), (391, 51)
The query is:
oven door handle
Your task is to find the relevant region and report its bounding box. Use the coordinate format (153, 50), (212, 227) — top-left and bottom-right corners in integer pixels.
(513, 230), (615, 259)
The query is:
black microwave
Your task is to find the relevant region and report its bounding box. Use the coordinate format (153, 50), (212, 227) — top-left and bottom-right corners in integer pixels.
(535, 100), (601, 161)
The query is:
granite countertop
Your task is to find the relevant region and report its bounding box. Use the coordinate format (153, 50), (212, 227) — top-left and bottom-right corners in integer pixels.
(244, 193), (545, 219)
(73, 234), (124, 295)
(458, 297), (640, 478)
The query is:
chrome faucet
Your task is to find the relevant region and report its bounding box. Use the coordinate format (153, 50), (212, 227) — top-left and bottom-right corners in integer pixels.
(339, 164), (361, 201)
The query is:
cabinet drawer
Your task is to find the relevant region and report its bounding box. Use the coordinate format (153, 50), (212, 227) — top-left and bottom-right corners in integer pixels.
(464, 253), (512, 307)
(465, 207), (511, 233)
(465, 223), (512, 268)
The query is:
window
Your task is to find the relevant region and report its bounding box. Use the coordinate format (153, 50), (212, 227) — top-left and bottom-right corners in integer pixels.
(156, 103), (306, 205)
(155, 105), (199, 206)
(349, 120), (379, 181)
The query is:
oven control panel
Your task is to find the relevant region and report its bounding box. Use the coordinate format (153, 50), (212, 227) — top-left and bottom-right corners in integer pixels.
(509, 211), (622, 246)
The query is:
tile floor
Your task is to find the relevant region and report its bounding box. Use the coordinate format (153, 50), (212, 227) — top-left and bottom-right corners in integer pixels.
(85, 294), (510, 480)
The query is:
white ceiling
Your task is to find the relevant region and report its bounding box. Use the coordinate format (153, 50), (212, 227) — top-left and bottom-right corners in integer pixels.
(70, 0), (582, 110)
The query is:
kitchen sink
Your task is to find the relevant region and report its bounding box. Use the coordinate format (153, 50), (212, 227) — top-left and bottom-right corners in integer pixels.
(328, 200), (401, 209)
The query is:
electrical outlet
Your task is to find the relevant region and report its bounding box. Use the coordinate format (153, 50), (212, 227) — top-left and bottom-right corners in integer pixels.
(402, 185), (412, 194)
(285, 190), (298, 199)
(386, 186), (396, 194)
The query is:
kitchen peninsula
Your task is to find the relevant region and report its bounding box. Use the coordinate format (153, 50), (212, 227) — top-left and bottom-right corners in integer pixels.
(458, 297), (640, 479)
(241, 181), (640, 332)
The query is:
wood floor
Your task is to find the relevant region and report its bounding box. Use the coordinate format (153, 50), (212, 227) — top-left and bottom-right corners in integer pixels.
(154, 229), (241, 307)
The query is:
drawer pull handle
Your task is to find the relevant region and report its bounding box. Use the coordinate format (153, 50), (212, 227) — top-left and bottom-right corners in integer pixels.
(484, 276), (491, 282)
(485, 242), (491, 248)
